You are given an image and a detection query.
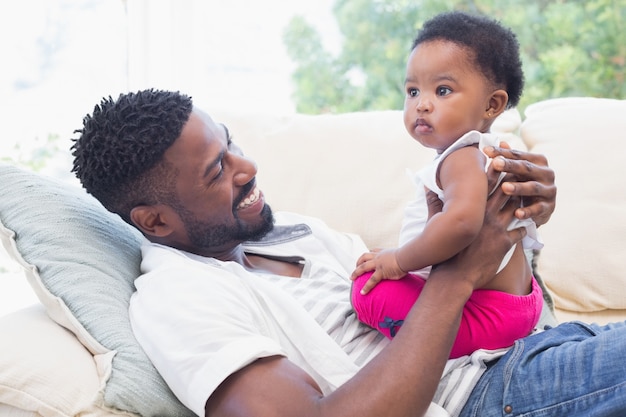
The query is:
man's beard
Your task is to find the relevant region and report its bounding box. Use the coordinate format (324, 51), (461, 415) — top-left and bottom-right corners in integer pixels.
(180, 204), (275, 249)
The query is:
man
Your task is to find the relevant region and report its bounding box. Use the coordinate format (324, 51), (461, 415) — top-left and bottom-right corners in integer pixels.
(72, 89), (625, 417)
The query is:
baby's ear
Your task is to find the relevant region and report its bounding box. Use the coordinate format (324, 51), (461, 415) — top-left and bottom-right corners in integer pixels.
(486, 89), (509, 118)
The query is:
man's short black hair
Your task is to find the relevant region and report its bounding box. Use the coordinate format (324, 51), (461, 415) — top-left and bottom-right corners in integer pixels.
(413, 11), (524, 108)
(71, 89), (193, 223)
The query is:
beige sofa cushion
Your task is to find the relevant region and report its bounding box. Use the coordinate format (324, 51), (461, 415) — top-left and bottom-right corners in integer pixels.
(0, 305), (119, 417)
(521, 97), (626, 324)
(0, 164), (192, 416)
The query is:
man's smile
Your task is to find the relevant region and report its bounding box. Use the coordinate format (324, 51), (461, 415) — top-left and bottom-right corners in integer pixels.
(237, 186), (261, 210)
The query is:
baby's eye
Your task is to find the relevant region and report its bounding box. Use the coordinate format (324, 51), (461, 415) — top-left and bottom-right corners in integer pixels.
(407, 87), (419, 98)
(436, 86), (452, 96)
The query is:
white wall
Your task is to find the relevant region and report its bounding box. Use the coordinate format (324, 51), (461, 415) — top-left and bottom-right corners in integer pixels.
(124, 0), (339, 113)
(0, 0), (339, 317)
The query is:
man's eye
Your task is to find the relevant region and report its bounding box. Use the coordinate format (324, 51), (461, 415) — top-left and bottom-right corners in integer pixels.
(215, 165), (224, 179)
(436, 86), (452, 96)
(211, 164), (224, 183)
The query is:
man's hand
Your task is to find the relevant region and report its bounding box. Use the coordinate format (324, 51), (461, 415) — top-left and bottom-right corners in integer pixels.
(431, 182), (527, 290)
(484, 144), (556, 227)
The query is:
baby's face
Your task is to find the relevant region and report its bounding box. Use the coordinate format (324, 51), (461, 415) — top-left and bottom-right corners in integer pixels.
(403, 39), (496, 153)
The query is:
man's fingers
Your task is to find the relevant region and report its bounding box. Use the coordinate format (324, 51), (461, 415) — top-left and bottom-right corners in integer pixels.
(485, 145), (548, 165)
(501, 178), (556, 200)
(490, 154), (553, 185)
(486, 180), (512, 212)
(514, 200), (552, 222)
(501, 177), (556, 226)
(508, 225), (527, 246)
(484, 146), (557, 228)
(425, 188), (443, 219)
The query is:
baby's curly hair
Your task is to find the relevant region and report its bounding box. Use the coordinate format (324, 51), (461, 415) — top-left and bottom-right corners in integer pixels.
(71, 89), (193, 224)
(413, 11), (524, 109)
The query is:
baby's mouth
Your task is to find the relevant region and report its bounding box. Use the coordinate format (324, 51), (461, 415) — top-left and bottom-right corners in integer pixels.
(416, 118), (430, 128)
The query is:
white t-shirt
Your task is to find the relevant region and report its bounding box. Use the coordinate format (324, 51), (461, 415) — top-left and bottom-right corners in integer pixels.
(129, 211), (504, 417)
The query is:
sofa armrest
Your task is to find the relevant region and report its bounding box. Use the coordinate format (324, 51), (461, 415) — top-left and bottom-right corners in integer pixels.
(0, 304), (134, 417)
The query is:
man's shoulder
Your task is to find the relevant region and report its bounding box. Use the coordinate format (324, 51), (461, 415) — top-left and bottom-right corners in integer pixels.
(139, 241), (222, 274)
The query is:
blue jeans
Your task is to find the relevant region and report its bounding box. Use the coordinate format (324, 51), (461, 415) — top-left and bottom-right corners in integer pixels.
(460, 321), (626, 416)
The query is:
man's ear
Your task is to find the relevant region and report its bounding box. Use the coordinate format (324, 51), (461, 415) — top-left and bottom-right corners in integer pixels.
(130, 205), (175, 238)
(485, 89), (509, 119)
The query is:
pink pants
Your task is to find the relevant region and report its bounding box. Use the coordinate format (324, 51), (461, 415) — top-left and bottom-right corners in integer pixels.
(351, 272), (543, 358)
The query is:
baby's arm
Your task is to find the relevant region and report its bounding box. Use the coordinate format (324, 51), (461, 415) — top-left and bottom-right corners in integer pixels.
(395, 145), (489, 271)
(352, 145), (488, 294)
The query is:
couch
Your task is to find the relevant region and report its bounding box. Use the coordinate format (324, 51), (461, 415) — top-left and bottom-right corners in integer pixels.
(0, 97), (624, 416)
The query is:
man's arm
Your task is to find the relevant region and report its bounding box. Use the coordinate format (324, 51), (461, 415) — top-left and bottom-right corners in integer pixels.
(351, 146), (489, 293)
(205, 189), (530, 417)
(206, 149), (556, 417)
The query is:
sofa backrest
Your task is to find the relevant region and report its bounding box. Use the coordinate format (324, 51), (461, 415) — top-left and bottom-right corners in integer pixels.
(520, 97), (626, 324)
(211, 107), (523, 249)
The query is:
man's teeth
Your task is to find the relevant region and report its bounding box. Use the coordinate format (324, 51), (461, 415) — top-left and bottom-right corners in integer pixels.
(238, 187), (260, 209)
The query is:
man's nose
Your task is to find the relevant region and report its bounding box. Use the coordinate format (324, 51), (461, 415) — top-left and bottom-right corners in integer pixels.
(232, 153), (257, 185)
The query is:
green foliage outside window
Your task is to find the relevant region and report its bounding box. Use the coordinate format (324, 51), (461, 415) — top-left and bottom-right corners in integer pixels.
(283, 0), (625, 114)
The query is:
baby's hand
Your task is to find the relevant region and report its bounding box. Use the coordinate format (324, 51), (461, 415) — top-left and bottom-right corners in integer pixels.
(351, 249), (407, 295)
